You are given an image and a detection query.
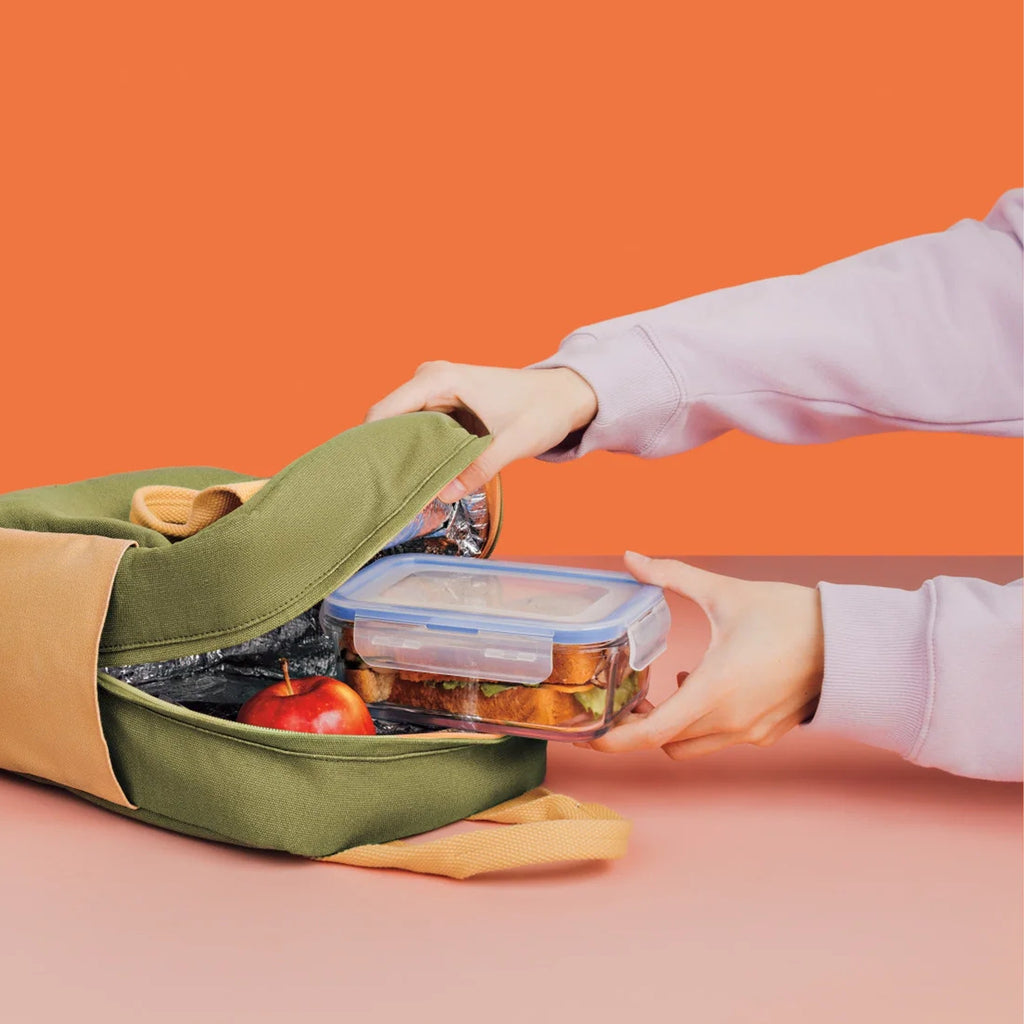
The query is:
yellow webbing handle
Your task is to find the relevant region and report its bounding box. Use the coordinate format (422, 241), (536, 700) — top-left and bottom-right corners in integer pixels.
(319, 788), (630, 879)
(130, 480), (267, 538)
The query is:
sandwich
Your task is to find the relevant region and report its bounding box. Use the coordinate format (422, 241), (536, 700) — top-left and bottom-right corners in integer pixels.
(341, 641), (643, 729)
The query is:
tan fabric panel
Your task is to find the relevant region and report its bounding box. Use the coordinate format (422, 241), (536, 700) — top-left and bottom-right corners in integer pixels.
(130, 480), (267, 538)
(0, 528), (135, 807)
(319, 788), (630, 878)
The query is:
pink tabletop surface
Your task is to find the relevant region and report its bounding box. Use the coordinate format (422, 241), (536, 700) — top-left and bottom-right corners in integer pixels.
(1, 556), (1020, 1024)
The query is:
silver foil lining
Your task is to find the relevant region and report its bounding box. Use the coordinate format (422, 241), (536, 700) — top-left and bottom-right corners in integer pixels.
(374, 488), (490, 560)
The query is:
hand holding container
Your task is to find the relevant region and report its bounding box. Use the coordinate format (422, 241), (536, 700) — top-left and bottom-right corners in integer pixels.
(321, 555), (671, 741)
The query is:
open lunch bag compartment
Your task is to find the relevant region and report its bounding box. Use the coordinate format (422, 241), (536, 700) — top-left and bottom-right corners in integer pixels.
(0, 414), (635, 876)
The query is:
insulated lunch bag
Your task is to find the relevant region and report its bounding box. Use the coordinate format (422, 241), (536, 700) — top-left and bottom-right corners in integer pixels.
(0, 413), (629, 878)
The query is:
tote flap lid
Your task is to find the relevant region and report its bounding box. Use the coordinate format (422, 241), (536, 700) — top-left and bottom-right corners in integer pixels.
(0, 413), (492, 667)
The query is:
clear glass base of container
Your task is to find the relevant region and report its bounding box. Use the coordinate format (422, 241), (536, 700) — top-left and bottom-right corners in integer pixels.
(336, 663), (650, 742)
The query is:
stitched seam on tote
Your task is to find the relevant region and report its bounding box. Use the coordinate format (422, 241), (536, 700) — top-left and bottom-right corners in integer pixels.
(101, 678), (506, 761)
(121, 703), (503, 762)
(201, 426), (475, 534)
(99, 674), (506, 755)
(103, 436), (482, 653)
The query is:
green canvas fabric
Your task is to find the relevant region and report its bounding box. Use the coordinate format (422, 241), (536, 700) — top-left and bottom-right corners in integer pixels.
(95, 674), (545, 858)
(0, 412), (493, 666)
(0, 413), (546, 858)
(0, 464), (255, 547)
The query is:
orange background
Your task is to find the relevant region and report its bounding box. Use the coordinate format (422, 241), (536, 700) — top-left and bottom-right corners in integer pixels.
(1, 2), (1020, 555)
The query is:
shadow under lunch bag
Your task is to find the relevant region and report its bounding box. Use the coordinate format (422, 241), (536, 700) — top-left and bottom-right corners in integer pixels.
(0, 412), (629, 878)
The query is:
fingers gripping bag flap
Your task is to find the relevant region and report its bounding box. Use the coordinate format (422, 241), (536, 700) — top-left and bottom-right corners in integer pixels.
(0, 413), (630, 878)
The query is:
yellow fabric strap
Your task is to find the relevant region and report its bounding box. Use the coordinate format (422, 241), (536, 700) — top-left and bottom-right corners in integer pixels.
(0, 528), (136, 807)
(130, 480), (267, 538)
(319, 788), (630, 879)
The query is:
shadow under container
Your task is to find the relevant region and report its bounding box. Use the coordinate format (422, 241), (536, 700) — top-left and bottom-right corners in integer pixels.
(320, 554), (672, 742)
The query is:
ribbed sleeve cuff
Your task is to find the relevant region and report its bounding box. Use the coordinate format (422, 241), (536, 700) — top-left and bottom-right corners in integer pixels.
(528, 324), (684, 461)
(807, 580), (936, 758)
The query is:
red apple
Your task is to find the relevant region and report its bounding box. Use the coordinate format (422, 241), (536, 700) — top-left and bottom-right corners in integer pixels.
(237, 659), (376, 735)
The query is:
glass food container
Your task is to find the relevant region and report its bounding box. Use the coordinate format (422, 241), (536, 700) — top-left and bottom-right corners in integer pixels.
(320, 554), (671, 741)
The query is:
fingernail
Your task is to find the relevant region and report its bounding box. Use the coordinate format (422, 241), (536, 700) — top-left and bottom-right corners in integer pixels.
(439, 479), (467, 504)
(624, 550), (650, 562)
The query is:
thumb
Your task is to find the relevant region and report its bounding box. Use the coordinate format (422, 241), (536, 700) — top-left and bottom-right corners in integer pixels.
(623, 551), (725, 610)
(587, 663), (712, 753)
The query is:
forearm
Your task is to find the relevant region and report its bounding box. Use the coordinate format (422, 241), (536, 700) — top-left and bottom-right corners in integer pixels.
(807, 576), (1023, 781)
(533, 190), (1023, 459)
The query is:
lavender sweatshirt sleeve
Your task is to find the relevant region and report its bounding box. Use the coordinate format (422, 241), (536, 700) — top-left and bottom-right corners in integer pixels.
(532, 190), (1023, 781)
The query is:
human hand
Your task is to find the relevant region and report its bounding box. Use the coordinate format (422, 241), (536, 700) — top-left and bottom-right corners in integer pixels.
(585, 552), (824, 759)
(365, 363), (597, 502)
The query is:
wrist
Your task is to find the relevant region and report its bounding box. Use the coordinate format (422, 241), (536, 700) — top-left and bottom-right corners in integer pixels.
(551, 367), (598, 432)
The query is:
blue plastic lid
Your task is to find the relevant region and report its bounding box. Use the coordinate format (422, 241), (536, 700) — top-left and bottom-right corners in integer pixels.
(322, 554), (671, 685)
